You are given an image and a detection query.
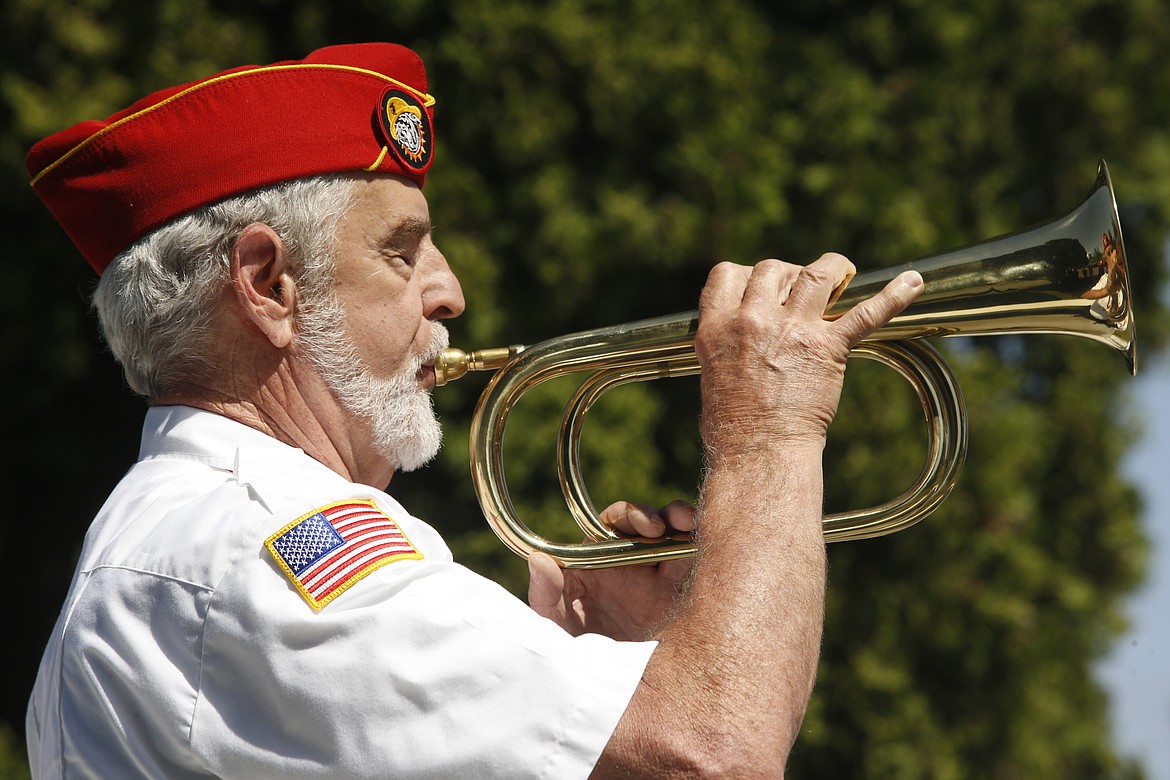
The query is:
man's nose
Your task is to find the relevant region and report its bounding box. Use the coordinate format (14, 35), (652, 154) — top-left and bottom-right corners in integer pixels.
(424, 249), (465, 320)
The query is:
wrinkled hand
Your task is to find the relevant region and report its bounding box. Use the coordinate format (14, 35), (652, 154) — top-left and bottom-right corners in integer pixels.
(695, 255), (923, 458)
(527, 500), (696, 641)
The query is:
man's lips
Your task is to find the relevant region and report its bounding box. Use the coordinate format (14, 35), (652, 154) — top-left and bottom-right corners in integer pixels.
(419, 362), (437, 389)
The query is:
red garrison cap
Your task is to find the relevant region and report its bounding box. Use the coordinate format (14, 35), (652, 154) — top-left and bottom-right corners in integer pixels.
(27, 43), (436, 274)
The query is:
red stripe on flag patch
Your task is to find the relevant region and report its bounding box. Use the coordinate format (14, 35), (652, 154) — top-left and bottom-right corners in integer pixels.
(265, 499), (423, 609)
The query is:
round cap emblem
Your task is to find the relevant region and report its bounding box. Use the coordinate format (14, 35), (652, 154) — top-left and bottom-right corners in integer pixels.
(376, 87), (432, 171)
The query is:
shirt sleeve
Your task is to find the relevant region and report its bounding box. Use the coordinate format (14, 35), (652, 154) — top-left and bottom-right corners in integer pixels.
(191, 553), (656, 780)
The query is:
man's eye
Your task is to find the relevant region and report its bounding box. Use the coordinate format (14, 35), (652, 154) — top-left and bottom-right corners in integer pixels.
(383, 249), (415, 266)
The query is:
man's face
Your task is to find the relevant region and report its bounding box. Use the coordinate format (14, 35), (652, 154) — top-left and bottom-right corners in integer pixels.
(296, 175), (465, 473)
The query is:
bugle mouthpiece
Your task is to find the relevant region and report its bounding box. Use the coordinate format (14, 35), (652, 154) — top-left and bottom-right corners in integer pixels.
(434, 345), (526, 386)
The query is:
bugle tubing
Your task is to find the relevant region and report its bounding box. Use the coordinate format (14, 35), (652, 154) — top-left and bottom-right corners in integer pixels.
(436, 160), (1136, 568)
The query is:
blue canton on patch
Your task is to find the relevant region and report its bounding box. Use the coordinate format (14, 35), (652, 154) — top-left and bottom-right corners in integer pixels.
(270, 513), (344, 574)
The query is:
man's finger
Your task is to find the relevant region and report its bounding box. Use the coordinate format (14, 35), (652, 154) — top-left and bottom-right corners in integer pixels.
(528, 552), (569, 625)
(740, 259), (800, 306)
(698, 262), (753, 317)
(600, 500), (666, 537)
(783, 252), (857, 317)
(833, 270), (923, 346)
(660, 500), (698, 533)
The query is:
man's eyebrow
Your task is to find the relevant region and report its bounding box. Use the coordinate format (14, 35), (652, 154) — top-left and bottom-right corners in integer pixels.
(385, 215), (432, 244)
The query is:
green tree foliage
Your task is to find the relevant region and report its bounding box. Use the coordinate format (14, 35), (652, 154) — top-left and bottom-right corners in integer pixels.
(2, 0), (1167, 776)
(0, 724), (30, 780)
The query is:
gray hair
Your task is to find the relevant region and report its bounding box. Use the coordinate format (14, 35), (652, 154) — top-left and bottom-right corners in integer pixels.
(94, 176), (357, 398)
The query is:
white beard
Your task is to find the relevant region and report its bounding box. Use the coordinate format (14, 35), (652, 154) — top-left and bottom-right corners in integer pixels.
(296, 295), (448, 474)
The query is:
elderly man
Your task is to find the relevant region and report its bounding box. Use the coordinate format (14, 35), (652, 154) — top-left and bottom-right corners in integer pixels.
(26, 43), (921, 778)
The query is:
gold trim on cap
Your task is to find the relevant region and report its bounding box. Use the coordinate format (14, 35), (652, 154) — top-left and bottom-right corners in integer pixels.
(365, 146), (390, 171)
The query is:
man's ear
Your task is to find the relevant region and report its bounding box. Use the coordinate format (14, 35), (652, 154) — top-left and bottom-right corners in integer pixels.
(230, 223), (297, 349)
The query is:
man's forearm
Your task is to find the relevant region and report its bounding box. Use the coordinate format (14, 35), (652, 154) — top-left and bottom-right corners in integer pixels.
(593, 442), (827, 777)
(591, 259), (921, 778)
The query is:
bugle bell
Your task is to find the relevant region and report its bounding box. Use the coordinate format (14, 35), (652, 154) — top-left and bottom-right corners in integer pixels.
(436, 160), (1136, 568)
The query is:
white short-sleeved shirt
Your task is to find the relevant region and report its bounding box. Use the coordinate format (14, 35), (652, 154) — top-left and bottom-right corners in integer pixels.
(27, 406), (655, 779)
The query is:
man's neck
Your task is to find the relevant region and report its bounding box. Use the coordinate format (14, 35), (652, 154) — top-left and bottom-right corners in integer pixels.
(155, 361), (396, 488)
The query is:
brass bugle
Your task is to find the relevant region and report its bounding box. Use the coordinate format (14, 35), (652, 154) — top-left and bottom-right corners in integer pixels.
(436, 160), (1136, 568)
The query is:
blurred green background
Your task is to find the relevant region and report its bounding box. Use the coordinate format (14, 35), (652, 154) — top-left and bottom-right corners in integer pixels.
(3, 0), (1169, 777)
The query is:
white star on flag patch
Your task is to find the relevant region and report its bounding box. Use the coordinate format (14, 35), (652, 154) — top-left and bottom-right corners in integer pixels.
(265, 499), (423, 609)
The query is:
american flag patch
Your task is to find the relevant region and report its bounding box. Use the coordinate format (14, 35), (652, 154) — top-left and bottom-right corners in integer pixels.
(265, 499), (423, 609)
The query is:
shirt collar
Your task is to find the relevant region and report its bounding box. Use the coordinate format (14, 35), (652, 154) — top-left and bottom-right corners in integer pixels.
(138, 404), (293, 464)
(138, 406), (375, 515)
